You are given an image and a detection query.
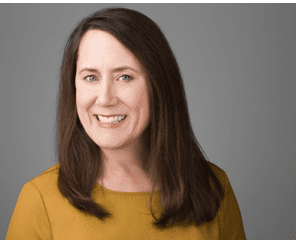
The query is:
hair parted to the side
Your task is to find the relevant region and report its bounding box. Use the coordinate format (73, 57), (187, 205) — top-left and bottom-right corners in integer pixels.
(54, 6), (224, 229)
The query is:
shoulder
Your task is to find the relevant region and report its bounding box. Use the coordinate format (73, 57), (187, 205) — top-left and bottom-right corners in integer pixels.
(206, 161), (230, 188)
(25, 163), (61, 197)
(30, 163), (60, 183)
(7, 164), (61, 240)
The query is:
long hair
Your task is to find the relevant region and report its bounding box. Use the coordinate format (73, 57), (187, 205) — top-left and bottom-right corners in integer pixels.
(55, 6), (224, 229)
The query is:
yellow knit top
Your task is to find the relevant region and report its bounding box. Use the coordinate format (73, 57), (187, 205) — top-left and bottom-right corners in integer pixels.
(6, 163), (246, 239)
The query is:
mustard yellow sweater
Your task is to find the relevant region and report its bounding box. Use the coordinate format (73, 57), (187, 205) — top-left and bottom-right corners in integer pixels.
(6, 163), (246, 239)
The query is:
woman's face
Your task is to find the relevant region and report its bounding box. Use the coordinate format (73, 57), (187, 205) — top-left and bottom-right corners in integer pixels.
(75, 30), (150, 150)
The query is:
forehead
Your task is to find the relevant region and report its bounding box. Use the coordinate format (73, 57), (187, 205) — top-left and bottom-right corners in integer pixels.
(77, 30), (141, 69)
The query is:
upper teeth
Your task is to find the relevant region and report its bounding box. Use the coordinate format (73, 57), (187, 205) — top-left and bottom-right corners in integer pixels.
(97, 115), (126, 123)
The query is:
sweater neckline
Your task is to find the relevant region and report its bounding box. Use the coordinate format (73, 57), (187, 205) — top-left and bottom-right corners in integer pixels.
(95, 181), (160, 195)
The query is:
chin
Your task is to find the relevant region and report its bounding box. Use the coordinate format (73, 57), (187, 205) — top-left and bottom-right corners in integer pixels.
(96, 139), (129, 150)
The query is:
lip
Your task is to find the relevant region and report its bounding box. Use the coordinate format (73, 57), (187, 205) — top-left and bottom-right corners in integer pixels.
(95, 115), (127, 129)
(95, 114), (127, 117)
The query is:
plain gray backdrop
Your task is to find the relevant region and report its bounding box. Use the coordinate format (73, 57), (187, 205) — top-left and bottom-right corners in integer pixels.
(1, 3), (296, 240)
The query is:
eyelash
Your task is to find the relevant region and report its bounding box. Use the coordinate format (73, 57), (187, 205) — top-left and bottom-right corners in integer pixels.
(83, 74), (133, 83)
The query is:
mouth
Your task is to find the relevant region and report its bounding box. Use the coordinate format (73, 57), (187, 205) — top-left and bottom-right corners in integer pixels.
(95, 115), (127, 124)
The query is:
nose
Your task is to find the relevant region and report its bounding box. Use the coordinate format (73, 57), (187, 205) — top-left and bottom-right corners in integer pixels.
(94, 78), (117, 106)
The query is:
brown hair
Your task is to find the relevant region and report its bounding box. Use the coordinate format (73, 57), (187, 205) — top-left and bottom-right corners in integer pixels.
(54, 6), (224, 229)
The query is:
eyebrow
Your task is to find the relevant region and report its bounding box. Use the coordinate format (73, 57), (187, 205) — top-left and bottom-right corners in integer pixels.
(78, 66), (139, 75)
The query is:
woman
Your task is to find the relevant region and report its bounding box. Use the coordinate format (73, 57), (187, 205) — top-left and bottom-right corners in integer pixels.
(6, 7), (246, 239)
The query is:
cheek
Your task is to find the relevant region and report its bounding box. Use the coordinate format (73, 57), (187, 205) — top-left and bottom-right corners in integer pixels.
(76, 84), (90, 104)
(134, 87), (150, 119)
(76, 88), (92, 116)
(140, 95), (149, 116)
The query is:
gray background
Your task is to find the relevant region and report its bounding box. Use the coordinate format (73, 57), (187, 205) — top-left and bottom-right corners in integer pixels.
(1, 3), (295, 240)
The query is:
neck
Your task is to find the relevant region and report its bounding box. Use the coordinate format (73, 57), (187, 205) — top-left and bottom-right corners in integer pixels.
(97, 132), (155, 190)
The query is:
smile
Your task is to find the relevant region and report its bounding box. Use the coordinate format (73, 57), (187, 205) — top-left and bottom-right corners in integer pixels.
(95, 115), (128, 129)
(96, 115), (126, 124)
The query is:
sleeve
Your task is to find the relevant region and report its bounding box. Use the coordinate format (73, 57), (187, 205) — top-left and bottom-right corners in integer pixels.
(6, 182), (53, 240)
(219, 174), (247, 240)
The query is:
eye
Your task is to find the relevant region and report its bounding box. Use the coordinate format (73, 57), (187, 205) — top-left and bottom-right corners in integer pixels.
(119, 75), (133, 82)
(83, 74), (132, 83)
(84, 75), (97, 82)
